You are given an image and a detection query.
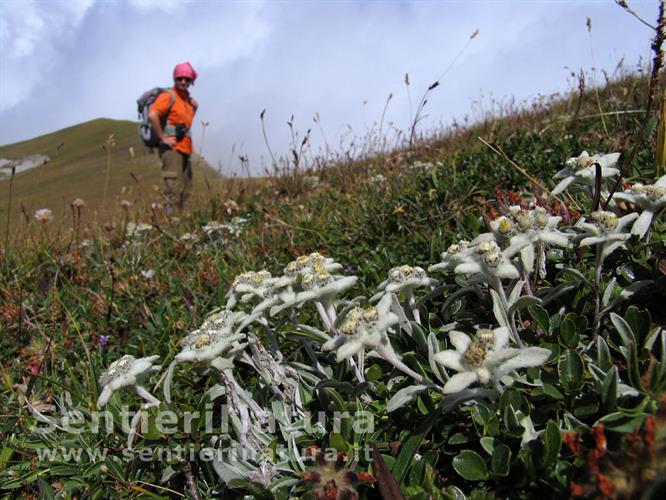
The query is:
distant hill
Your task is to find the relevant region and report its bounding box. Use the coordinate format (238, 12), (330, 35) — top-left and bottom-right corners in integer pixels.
(0, 118), (221, 225)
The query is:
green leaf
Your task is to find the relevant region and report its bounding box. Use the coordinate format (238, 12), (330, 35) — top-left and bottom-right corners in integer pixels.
(329, 433), (348, 452)
(392, 414), (436, 484)
(596, 336), (612, 371)
(491, 444), (511, 476)
(387, 385), (429, 413)
(610, 312), (636, 350)
(558, 349), (584, 392)
(601, 366), (618, 413)
(480, 437), (496, 455)
(625, 305), (651, 347)
(597, 412), (646, 433)
(0, 447), (13, 471)
(558, 317), (578, 348)
(508, 296), (542, 317)
(448, 433), (470, 445)
(366, 364), (383, 382)
(528, 304), (550, 334)
(540, 420), (561, 468)
(452, 450), (488, 481)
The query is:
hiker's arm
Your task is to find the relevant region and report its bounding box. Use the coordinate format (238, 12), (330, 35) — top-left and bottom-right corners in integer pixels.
(148, 110), (176, 146)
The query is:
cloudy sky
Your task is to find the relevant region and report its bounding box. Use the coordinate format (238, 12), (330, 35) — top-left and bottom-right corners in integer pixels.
(0, 0), (658, 175)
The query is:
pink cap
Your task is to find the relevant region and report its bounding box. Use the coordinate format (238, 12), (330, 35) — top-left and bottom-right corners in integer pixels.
(173, 62), (198, 84)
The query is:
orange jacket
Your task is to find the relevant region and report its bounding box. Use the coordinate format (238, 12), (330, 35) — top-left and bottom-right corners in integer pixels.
(151, 88), (197, 155)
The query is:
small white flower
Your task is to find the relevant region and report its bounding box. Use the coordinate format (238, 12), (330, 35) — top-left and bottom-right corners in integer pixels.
(433, 328), (550, 394)
(303, 175), (320, 189)
(226, 270), (276, 309)
(179, 232), (199, 244)
(126, 222), (153, 239)
(34, 209), (53, 223)
(141, 269), (155, 280)
(368, 174), (386, 184)
(551, 150), (620, 196)
(453, 240), (520, 280)
(71, 198), (85, 208)
(97, 355), (161, 408)
(321, 293), (399, 361)
(503, 206), (573, 274)
(428, 240), (472, 274)
(271, 271), (358, 315)
(612, 175), (666, 238)
(578, 210), (639, 260)
(376, 265), (438, 294)
(164, 309), (247, 403)
(176, 311), (247, 363)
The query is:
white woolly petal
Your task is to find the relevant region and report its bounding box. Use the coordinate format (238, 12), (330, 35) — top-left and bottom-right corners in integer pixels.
(553, 167), (573, 179)
(163, 360), (178, 403)
(336, 339), (364, 361)
(597, 153), (620, 169)
(476, 367), (491, 384)
(495, 347), (551, 379)
(539, 231), (571, 247)
(469, 232), (496, 246)
(551, 176), (575, 196)
(97, 386), (114, 409)
(579, 236), (606, 247)
(449, 331), (471, 353)
(520, 245), (535, 274)
(617, 212), (639, 230)
(322, 336), (344, 352)
(433, 350), (465, 372)
(454, 262), (482, 275)
(630, 210), (653, 238)
(443, 371), (479, 394)
(493, 327), (510, 350)
(495, 262), (520, 279)
(656, 174), (666, 187)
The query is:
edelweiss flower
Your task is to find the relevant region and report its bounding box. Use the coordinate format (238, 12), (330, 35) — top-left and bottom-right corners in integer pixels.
(453, 240), (520, 280)
(428, 240), (472, 274)
(71, 198), (85, 208)
(376, 265), (438, 294)
(612, 175), (666, 238)
(500, 206), (573, 274)
(164, 310), (247, 402)
(126, 222), (153, 239)
(433, 328), (551, 394)
(578, 210), (639, 260)
(551, 150), (620, 196)
(97, 354), (161, 408)
(176, 310), (247, 363)
(34, 209), (54, 223)
(271, 270), (357, 315)
(179, 232), (199, 244)
(226, 270), (276, 309)
(321, 294), (399, 361)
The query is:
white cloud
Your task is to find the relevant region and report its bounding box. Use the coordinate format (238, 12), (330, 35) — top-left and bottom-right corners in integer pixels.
(0, 0), (659, 174)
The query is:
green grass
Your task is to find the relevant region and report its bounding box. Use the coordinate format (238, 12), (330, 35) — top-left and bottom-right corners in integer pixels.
(0, 70), (664, 498)
(0, 118), (221, 231)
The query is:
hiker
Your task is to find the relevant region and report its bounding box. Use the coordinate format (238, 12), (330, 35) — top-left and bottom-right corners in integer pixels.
(148, 62), (199, 211)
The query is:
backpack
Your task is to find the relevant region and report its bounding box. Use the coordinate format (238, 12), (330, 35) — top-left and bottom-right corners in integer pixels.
(137, 88), (175, 148)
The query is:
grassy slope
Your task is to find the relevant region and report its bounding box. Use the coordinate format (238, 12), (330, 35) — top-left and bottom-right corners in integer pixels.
(0, 118), (221, 225)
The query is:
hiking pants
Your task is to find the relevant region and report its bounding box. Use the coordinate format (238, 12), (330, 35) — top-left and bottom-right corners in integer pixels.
(159, 146), (192, 209)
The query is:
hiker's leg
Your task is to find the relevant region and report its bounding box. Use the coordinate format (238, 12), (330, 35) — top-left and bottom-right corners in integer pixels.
(181, 155), (193, 210)
(160, 148), (182, 210)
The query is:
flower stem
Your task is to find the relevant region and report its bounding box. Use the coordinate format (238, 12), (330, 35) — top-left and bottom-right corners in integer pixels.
(406, 290), (421, 324)
(315, 301), (333, 332)
(491, 276), (523, 347)
(591, 243), (604, 339)
(376, 344), (445, 393)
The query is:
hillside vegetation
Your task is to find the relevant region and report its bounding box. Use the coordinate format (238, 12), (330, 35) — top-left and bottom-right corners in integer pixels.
(1, 65), (665, 499)
(0, 118), (220, 233)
